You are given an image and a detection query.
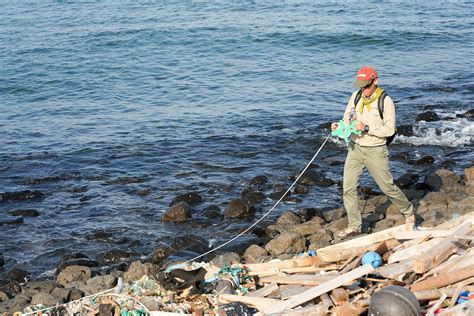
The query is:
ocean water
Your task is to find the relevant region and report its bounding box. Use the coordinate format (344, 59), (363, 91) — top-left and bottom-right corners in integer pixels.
(0, 1), (473, 278)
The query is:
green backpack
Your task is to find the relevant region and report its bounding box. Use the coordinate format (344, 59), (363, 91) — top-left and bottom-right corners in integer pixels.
(354, 90), (396, 146)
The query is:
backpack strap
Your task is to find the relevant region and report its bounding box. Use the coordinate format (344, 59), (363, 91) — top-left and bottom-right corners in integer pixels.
(377, 91), (388, 119)
(353, 90), (362, 109)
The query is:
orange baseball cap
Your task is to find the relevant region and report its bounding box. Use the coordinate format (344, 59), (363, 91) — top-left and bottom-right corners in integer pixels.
(354, 66), (378, 88)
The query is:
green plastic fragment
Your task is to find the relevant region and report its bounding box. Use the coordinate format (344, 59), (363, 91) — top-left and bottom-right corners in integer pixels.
(331, 120), (361, 143)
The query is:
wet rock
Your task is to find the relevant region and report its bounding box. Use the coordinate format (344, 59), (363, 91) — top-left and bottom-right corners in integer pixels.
(415, 111), (440, 122)
(108, 177), (146, 185)
(396, 124), (414, 137)
(0, 216), (24, 226)
(359, 186), (382, 198)
(0, 254), (4, 268)
(297, 208), (320, 222)
(31, 292), (59, 307)
(424, 169), (463, 192)
(293, 184), (309, 194)
(393, 151), (411, 161)
(456, 109), (474, 119)
(57, 266), (92, 288)
(276, 211), (300, 225)
(265, 232), (306, 256)
(241, 189), (266, 204)
(170, 192), (203, 206)
(56, 258), (99, 274)
(243, 245), (267, 263)
(318, 122), (332, 130)
(99, 249), (133, 263)
(161, 201), (192, 222)
(7, 268), (29, 284)
(268, 189), (291, 201)
(9, 209), (40, 217)
(200, 205), (222, 219)
(211, 252), (240, 268)
(0, 190), (45, 202)
(321, 208), (345, 222)
(85, 230), (113, 240)
(213, 234), (260, 255)
(298, 169), (324, 186)
(414, 156), (435, 165)
(249, 175), (269, 191)
(323, 156), (344, 166)
(224, 199), (256, 218)
(314, 178), (335, 187)
(123, 261), (157, 283)
(440, 159), (456, 169)
(81, 275), (116, 296)
(395, 173), (420, 189)
(150, 246), (173, 265)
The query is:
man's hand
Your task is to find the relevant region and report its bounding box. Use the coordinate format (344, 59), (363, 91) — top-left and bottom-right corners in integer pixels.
(331, 122), (339, 131)
(354, 121), (366, 131)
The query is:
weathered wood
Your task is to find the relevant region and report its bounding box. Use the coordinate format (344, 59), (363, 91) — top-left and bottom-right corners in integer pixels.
(319, 293), (334, 311)
(412, 222), (472, 274)
(427, 294), (448, 316)
(262, 264), (374, 314)
(244, 256), (320, 272)
(266, 303), (328, 316)
(259, 273), (337, 286)
(280, 285), (313, 300)
(317, 224), (412, 262)
(246, 282), (278, 298)
(387, 238), (443, 264)
(392, 230), (451, 240)
(218, 293), (278, 311)
(411, 265), (474, 292)
(413, 286), (474, 301)
(375, 258), (415, 280)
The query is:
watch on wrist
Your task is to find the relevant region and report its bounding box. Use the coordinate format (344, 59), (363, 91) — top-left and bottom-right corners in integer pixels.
(364, 125), (370, 133)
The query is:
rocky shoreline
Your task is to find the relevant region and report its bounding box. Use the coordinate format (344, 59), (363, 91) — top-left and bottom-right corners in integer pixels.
(1, 164), (472, 314)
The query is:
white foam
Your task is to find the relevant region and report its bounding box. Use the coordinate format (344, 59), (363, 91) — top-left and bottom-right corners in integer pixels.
(396, 117), (473, 147)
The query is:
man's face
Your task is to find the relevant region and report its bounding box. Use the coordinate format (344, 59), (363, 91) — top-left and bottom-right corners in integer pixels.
(362, 79), (378, 97)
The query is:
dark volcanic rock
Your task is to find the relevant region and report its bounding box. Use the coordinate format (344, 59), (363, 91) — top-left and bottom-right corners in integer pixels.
(293, 184), (309, 194)
(393, 151), (410, 161)
(170, 192), (203, 206)
(395, 173), (420, 189)
(0, 217), (24, 226)
(161, 201), (192, 222)
(7, 268), (29, 284)
(415, 111), (440, 122)
(224, 199), (256, 218)
(85, 230), (113, 240)
(0, 253), (4, 268)
(9, 209), (40, 217)
(0, 190), (45, 202)
(241, 188), (266, 203)
(0, 281), (22, 299)
(396, 124), (414, 137)
(456, 109), (474, 119)
(249, 175), (269, 191)
(99, 249), (133, 263)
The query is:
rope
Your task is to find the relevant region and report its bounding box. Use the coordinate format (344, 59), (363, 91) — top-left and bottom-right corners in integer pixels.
(178, 133), (332, 266)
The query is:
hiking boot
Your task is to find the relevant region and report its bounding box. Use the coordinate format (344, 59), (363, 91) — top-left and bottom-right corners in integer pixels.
(337, 227), (361, 239)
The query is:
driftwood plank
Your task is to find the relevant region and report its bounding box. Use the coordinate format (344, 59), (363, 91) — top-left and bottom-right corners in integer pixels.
(263, 264), (374, 314)
(244, 256), (319, 272)
(246, 282), (278, 298)
(387, 238), (443, 264)
(412, 222), (472, 274)
(218, 293), (278, 311)
(411, 265), (474, 292)
(317, 224), (412, 262)
(259, 273), (337, 286)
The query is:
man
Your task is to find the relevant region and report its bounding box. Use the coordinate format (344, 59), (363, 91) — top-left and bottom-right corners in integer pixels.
(331, 66), (415, 238)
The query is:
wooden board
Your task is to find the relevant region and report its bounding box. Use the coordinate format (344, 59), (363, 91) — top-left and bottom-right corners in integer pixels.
(262, 264), (374, 314)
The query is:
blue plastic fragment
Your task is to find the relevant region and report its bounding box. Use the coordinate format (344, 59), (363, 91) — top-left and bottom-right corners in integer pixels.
(361, 251), (382, 268)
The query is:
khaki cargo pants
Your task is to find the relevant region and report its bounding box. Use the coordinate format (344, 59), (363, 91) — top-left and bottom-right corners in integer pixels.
(343, 142), (414, 230)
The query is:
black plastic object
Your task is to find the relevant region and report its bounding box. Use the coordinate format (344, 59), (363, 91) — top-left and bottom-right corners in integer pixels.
(368, 285), (421, 316)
